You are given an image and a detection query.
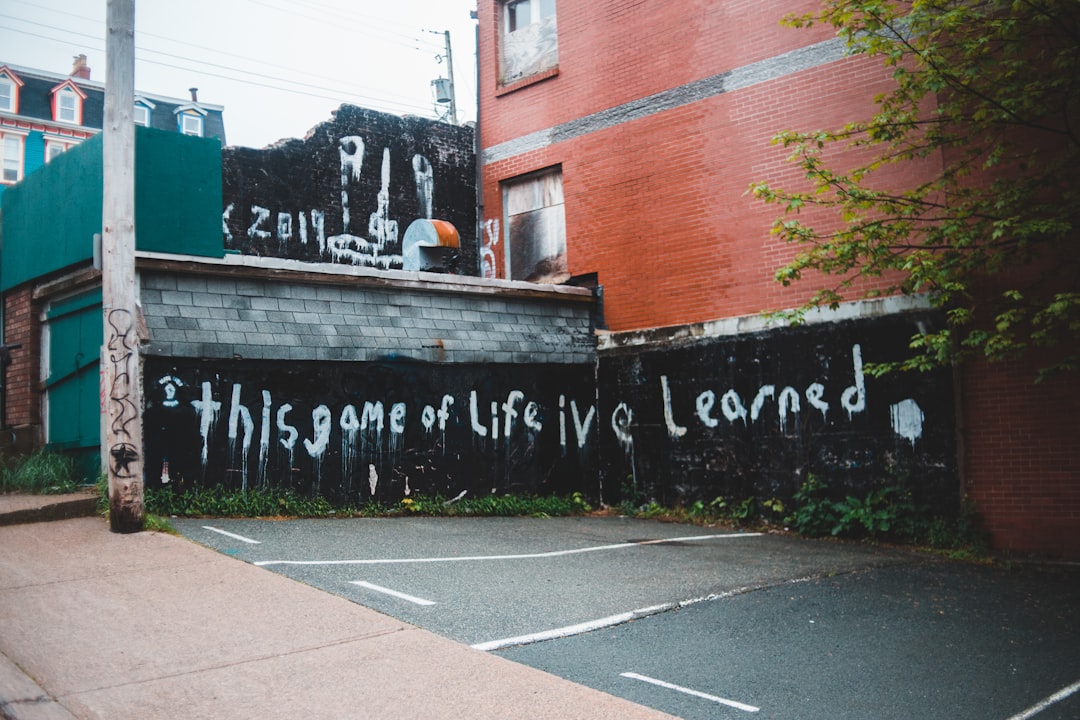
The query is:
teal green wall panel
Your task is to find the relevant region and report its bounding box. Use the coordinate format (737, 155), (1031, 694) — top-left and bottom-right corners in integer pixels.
(135, 127), (223, 257)
(1, 127), (223, 292)
(0, 134), (104, 291)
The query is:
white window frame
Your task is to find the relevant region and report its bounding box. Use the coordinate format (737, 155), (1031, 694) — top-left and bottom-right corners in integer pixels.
(180, 113), (203, 137)
(1, 132), (25, 184)
(133, 104), (150, 127)
(0, 77), (14, 113)
(56, 88), (78, 124)
(44, 137), (78, 163)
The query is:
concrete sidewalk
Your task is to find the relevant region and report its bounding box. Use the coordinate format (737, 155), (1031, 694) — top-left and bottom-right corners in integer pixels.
(0, 497), (676, 720)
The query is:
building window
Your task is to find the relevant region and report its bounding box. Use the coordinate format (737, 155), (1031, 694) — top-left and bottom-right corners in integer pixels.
(0, 68), (22, 114)
(502, 167), (567, 283)
(500, 0), (558, 85)
(0, 77), (13, 113)
(180, 112), (203, 136)
(1, 133), (24, 183)
(44, 137), (78, 163)
(134, 104), (150, 126)
(57, 88), (78, 123)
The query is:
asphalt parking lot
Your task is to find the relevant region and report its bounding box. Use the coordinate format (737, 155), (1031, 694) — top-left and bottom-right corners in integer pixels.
(173, 516), (1080, 720)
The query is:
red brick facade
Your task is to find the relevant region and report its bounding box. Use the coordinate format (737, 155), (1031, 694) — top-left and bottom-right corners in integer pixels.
(478, 0), (1079, 557)
(3, 284), (41, 439)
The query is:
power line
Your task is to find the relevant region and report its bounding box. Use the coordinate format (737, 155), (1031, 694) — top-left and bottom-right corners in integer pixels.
(0, 13), (441, 115)
(0, 23), (437, 117)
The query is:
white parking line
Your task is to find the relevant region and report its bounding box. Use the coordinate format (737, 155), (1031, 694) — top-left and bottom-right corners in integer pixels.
(349, 581), (436, 606)
(471, 603), (672, 651)
(621, 672), (759, 713)
(471, 579), (811, 652)
(254, 532), (761, 567)
(1005, 678), (1080, 720)
(202, 526), (261, 544)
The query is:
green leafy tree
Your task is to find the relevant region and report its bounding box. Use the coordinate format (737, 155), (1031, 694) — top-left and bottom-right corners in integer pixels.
(752, 0), (1079, 379)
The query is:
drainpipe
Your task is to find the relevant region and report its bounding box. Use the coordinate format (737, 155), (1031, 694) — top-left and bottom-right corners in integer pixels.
(472, 8), (484, 277)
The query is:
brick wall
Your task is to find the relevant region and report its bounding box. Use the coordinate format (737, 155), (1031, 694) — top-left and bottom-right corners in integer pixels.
(2, 284), (40, 432)
(962, 358), (1080, 558)
(478, 1), (930, 332)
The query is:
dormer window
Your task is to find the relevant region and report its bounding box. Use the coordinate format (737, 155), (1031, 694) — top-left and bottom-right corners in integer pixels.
(133, 97), (155, 127)
(58, 90), (77, 122)
(0, 67), (25, 114)
(174, 105), (207, 137)
(181, 113), (202, 136)
(50, 80), (86, 125)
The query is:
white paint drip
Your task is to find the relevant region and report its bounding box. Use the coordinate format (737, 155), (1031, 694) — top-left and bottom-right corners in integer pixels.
(341, 404), (360, 494)
(412, 154), (433, 219)
(661, 375), (687, 439)
(258, 391), (271, 488)
(368, 464), (378, 496)
(805, 382), (829, 420)
(778, 386), (800, 432)
(190, 381), (221, 467)
(749, 385), (776, 422)
(841, 344), (866, 419)
(227, 384), (254, 491)
(338, 135), (365, 234)
(571, 401), (596, 449)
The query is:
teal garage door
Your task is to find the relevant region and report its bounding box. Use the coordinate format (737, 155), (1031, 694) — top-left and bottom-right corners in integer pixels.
(44, 289), (102, 483)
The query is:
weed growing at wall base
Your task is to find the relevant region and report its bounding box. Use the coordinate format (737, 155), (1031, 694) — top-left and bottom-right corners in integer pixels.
(144, 486), (593, 520)
(0, 450), (78, 495)
(785, 474), (988, 557)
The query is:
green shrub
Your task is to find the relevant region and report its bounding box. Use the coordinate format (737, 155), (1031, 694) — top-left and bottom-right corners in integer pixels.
(0, 450), (78, 495)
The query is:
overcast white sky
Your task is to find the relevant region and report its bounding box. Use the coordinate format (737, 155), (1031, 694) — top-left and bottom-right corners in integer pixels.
(0, 0), (479, 148)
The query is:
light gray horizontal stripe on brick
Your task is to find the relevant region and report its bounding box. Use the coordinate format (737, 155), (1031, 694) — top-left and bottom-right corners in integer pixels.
(483, 37), (845, 165)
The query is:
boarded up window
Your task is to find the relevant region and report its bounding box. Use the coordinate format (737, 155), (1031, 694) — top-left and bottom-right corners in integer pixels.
(501, 0), (558, 84)
(504, 168), (567, 283)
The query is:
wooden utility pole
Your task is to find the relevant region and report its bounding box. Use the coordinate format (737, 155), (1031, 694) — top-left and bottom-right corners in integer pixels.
(443, 30), (458, 125)
(102, 0), (143, 533)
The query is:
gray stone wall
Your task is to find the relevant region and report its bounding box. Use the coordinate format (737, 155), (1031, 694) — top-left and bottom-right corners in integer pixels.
(138, 255), (595, 365)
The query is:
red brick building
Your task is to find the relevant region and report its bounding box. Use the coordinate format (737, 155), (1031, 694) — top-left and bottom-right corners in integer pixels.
(476, 0), (1079, 557)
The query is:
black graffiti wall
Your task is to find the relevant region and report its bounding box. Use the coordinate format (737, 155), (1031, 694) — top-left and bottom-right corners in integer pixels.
(597, 312), (959, 513)
(222, 105), (478, 274)
(143, 358), (596, 504)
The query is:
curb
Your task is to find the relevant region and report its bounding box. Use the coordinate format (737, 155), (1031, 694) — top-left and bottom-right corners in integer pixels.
(0, 496), (99, 528)
(0, 652), (76, 720)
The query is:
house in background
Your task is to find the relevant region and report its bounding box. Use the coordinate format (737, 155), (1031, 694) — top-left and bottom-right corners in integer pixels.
(0, 54), (225, 195)
(474, 0), (1079, 558)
